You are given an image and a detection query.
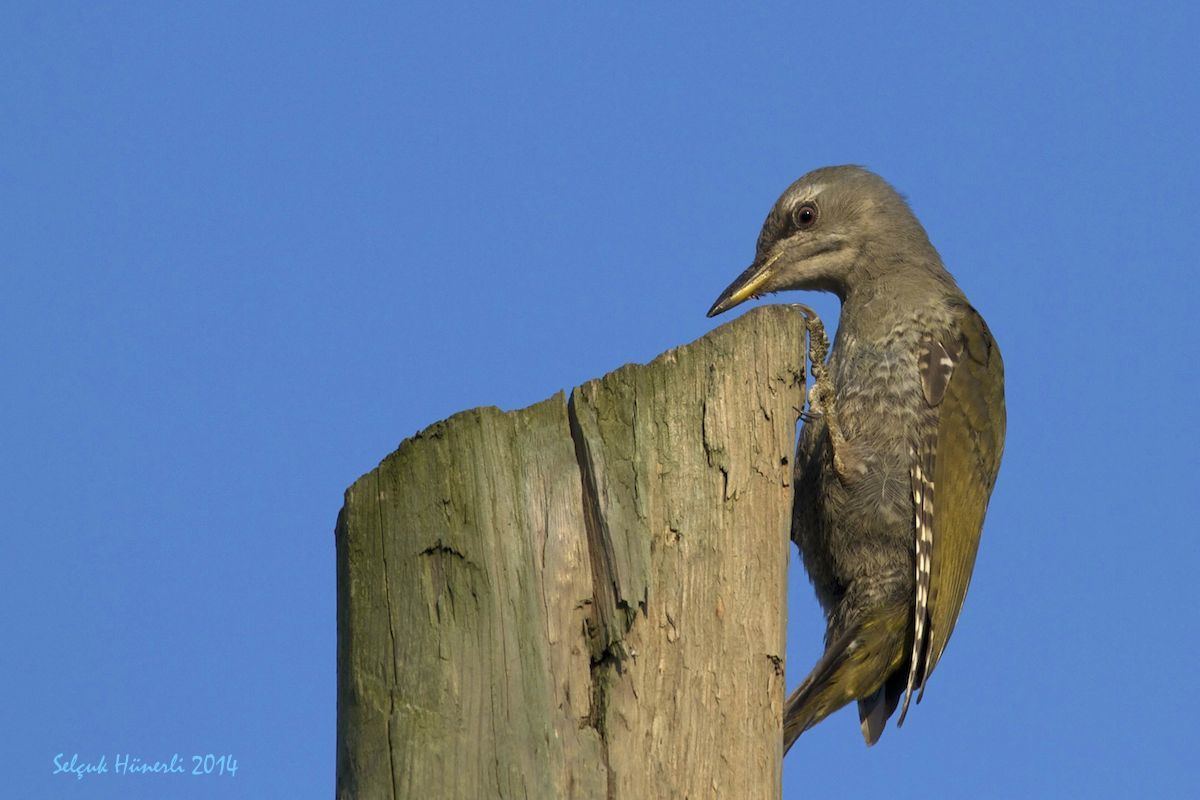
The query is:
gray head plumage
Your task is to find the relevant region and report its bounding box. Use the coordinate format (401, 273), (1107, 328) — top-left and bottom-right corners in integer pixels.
(708, 166), (951, 316)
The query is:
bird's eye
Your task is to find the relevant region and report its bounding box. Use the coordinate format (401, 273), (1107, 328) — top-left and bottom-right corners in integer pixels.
(793, 203), (818, 230)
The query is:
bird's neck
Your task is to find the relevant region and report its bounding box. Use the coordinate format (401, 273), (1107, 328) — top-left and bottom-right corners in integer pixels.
(837, 258), (961, 338)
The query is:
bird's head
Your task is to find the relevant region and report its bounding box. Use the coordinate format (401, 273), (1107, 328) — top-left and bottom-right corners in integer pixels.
(707, 165), (939, 317)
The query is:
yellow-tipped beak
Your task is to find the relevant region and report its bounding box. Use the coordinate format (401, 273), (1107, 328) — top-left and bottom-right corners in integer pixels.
(706, 251), (781, 317)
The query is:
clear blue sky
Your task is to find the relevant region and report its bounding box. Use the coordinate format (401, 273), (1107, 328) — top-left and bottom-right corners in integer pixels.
(3, 3), (1197, 798)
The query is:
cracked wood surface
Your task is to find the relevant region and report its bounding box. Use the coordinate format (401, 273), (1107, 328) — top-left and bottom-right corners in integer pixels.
(336, 305), (808, 799)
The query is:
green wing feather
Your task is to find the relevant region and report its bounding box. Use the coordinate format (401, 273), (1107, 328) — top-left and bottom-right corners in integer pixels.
(923, 306), (1006, 691)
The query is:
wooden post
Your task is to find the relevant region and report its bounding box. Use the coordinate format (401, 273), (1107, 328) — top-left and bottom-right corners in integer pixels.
(336, 305), (808, 799)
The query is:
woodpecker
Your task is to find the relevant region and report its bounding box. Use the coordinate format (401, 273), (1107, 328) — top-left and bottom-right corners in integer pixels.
(707, 166), (1006, 749)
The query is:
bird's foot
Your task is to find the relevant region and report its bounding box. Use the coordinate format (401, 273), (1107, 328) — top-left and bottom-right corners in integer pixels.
(790, 304), (853, 484)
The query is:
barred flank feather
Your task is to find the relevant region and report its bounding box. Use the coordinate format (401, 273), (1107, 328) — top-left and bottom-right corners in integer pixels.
(899, 437), (936, 725)
(898, 337), (961, 724)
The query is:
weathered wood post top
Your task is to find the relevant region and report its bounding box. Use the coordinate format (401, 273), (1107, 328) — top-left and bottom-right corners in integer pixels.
(336, 305), (808, 799)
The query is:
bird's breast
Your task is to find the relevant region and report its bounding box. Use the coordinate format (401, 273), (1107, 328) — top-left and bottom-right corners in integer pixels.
(823, 327), (934, 531)
(832, 331), (926, 442)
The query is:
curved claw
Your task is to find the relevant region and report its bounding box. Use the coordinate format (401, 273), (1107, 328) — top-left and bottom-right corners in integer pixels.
(785, 303), (819, 323)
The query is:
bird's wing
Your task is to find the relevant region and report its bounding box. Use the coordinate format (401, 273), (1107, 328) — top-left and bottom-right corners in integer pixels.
(899, 304), (1006, 722)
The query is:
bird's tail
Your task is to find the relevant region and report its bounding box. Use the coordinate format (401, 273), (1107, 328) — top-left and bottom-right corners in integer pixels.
(783, 599), (909, 752)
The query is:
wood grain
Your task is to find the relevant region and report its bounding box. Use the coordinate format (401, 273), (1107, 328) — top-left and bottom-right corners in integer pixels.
(336, 305), (808, 799)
